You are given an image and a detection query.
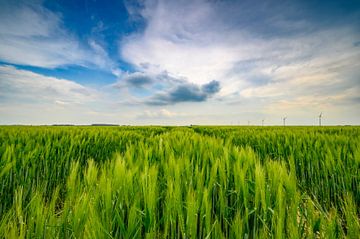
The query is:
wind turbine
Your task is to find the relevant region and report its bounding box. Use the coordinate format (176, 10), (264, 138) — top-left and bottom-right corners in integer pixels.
(318, 112), (322, 126)
(262, 119), (264, 126)
(283, 116), (287, 126)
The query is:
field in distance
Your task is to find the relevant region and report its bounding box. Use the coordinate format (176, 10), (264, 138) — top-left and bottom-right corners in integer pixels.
(0, 126), (359, 238)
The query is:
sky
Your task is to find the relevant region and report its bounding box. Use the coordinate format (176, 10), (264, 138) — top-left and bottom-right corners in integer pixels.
(0, 0), (359, 125)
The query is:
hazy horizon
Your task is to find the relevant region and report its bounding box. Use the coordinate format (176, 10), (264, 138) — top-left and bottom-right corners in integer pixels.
(1, 0), (359, 125)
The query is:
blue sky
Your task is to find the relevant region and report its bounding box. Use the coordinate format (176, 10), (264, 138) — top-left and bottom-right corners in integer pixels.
(0, 0), (359, 125)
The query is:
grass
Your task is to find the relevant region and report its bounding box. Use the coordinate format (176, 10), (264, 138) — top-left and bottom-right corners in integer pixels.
(0, 126), (359, 238)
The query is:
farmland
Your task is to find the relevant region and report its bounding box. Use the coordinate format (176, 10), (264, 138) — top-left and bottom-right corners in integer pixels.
(0, 126), (359, 238)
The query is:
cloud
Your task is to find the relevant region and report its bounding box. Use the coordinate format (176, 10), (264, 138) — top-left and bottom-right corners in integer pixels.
(139, 109), (178, 118)
(120, 0), (239, 85)
(88, 39), (117, 71)
(0, 1), (118, 71)
(202, 80), (220, 94)
(0, 64), (114, 124)
(55, 100), (70, 106)
(121, 72), (154, 88)
(114, 0), (360, 125)
(114, 71), (182, 89)
(0, 65), (98, 105)
(121, 0), (300, 85)
(147, 80), (220, 105)
(113, 70), (220, 105)
(265, 86), (360, 119)
(120, 0), (360, 101)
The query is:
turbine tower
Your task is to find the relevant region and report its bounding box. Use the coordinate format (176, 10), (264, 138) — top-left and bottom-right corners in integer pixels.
(319, 112), (322, 126)
(262, 119), (264, 126)
(283, 116), (287, 126)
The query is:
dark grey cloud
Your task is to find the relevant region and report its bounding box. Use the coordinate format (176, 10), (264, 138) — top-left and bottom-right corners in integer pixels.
(202, 80), (220, 94)
(114, 71), (184, 89)
(113, 71), (220, 105)
(147, 80), (220, 105)
(123, 72), (154, 88)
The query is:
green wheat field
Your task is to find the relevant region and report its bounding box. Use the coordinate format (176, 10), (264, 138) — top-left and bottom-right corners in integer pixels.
(0, 126), (359, 238)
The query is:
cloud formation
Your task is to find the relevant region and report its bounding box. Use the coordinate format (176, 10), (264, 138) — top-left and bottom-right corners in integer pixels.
(120, 0), (360, 115)
(121, 72), (154, 88)
(114, 69), (220, 105)
(147, 80), (220, 105)
(0, 1), (116, 71)
(139, 109), (178, 118)
(0, 65), (98, 105)
(0, 0), (359, 125)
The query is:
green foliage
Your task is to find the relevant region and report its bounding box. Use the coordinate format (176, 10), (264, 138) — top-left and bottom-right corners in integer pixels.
(0, 126), (359, 238)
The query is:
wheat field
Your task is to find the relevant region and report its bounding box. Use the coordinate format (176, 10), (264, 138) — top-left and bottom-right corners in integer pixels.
(0, 126), (359, 238)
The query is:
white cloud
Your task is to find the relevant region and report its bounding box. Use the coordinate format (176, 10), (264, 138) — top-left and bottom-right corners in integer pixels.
(121, 1), (242, 84)
(0, 65), (114, 124)
(0, 65), (99, 105)
(120, 0), (360, 122)
(55, 100), (70, 106)
(140, 109), (178, 118)
(0, 2), (118, 71)
(88, 39), (121, 75)
(239, 28), (360, 100)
